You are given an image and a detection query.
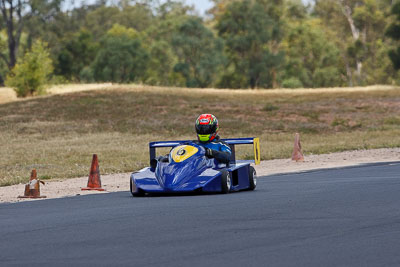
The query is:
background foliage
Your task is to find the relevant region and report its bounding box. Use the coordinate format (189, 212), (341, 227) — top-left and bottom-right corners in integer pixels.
(5, 40), (53, 97)
(1, 0), (400, 91)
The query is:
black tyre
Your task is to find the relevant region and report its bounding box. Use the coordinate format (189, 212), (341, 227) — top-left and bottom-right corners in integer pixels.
(130, 178), (145, 197)
(220, 170), (231, 194)
(248, 166), (257, 190)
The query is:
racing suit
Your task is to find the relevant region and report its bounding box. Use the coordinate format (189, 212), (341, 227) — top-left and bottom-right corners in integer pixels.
(196, 136), (232, 164)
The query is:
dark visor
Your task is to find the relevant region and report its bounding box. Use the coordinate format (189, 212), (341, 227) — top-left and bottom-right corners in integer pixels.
(196, 124), (214, 135)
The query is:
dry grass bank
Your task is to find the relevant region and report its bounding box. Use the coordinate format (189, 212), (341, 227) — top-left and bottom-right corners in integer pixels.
(0, 83), (114, 104)
(0, 87), (17, 104)
(1, 84), (400, 186)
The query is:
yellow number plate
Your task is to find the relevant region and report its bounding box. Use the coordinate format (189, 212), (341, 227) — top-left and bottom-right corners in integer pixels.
(171, 145), (199, 163)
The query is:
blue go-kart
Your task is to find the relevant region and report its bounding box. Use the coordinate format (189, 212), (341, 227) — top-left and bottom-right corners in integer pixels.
(130, 138), (260, 196)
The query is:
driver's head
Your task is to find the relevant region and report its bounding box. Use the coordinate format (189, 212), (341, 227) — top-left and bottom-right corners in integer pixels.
(195, 114), (219, 142)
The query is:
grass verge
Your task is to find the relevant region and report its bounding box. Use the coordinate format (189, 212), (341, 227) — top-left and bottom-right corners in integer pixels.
(1, 85), (400, 186)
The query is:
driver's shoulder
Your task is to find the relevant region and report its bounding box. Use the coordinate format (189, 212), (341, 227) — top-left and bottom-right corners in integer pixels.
(213, 136), (228, 146)
(210, 139), (231, 152)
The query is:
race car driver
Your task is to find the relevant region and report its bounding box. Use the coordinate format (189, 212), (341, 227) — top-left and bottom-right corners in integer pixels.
(195, 114), (232, 164)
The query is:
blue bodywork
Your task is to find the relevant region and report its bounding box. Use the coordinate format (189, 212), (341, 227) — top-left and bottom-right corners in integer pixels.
(130, 138), (258, 195)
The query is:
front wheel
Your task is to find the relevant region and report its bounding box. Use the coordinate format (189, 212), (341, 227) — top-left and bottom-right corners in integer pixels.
(130, 178), (145, 197)
(220, 170), (231, 194)
(248, 166), (257, 190)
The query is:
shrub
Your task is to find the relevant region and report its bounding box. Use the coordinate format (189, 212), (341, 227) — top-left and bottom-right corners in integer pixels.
(6, 40), (53, 97)
(79, 66), (94, 83)
(263, 103), (279, 112)
(281, 77), (303, 88)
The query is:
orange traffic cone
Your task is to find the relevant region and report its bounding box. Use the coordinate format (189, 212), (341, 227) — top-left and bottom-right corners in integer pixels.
(82, 154), (105, 191)
(291, 133), (304, 162)
(18, 169), (46, 199)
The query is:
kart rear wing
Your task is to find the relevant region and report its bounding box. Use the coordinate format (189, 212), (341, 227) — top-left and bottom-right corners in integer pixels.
(224, 138), (261, 165)
(149, 137), (260, 165)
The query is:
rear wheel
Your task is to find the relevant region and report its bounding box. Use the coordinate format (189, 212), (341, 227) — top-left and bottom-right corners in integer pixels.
(221, 170), (231, 194)
(130, 178), (145, 197)
(248, 166), (256, 190)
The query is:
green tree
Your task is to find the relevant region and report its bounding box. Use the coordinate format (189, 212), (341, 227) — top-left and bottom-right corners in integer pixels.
(117, 2), (155, 32)
(208, 0), (236, 20)
(141, 1), (194, 86)
(172, 17), (224, 88)
(5, 40), (53, 97)
(386, 2), (400, 70)
(56, 30), (98, 81)
(84, 6), (121, 41)
(146, 40), (184, 86)
(0, 30), (8, 84)
(83, 3), (154, 41)
(314, 0), (390, 86)
(91, 24), (148, 83)
(145, 1), (193, 43)
(216, 0), (284, 88)
(0, 0), (61, 75)
(281, 2), (343, 88)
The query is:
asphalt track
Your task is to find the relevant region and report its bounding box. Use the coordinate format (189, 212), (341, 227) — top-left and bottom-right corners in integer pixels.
(1, 163), (400, 267)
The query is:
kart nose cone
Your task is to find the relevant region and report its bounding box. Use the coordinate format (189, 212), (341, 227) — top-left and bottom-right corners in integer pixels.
(162, 185), (174, 191)
(162, 175), (181, 190)
(155, 152), (208, 191)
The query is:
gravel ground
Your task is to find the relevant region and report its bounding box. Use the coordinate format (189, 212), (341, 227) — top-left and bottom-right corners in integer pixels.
(1, 148), (399, 203)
